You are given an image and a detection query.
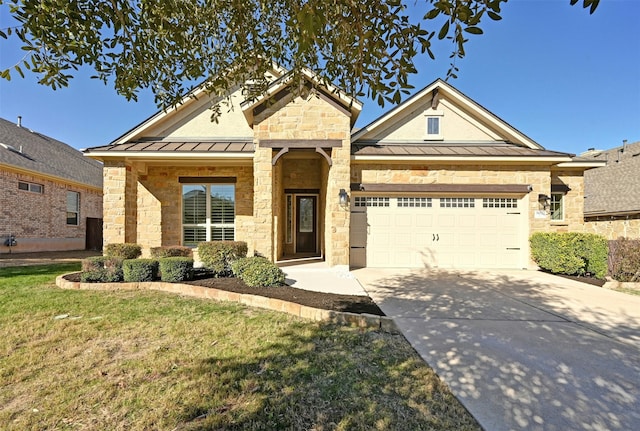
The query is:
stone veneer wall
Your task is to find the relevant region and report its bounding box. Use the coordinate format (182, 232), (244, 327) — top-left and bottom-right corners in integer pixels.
(254, 91), (351, 266)
(103, 161), (254, 256)
(585, 216), (640, 240)
(351, 163), (587, 236)
(1, 168), (102, 253)
(103, 161), (138, 246)
(550, 169), (586, 233)
(140, 165), (254, 255)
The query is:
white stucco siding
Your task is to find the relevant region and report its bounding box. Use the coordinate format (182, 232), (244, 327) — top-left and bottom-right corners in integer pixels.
(142, 87), (254, 139)
(363, 98), (503, 143)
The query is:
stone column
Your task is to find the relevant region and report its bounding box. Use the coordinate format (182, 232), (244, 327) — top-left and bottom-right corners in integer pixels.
(102, 160), (137, 247)
(252, 145), (275, 260)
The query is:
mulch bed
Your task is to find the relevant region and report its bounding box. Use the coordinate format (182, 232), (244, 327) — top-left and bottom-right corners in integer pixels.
(63, 272), (385, 316)
(541, 270), (606, 287)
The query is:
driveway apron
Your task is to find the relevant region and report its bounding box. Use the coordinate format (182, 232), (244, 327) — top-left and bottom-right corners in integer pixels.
(354, 268), (640, 431)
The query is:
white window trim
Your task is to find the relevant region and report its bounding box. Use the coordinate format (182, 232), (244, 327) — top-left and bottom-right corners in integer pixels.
(550, 192), (564, 221)
(66, 191), (80, 226)
(424, 109), (444, 140)
(19, 181), (44, 194)
(182, 184), (235, 245)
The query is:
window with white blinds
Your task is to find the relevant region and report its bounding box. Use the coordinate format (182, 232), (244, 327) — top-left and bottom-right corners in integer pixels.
(182, 184), (235, 246)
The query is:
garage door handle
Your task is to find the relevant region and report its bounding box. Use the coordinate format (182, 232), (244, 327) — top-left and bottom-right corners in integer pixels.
(506, 248), (520, 250)
(436, 234), (439, 241)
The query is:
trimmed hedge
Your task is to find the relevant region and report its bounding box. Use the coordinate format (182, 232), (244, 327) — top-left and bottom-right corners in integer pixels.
(529, 232), (608, 279)
(80, 256), (124, 283)
(150, 246), (193, 259)
(609, 238), (640, 282)
(159, 257), (194, 282)
(104, 243), (142, 260)
(197, 241), (248, 276)
(231, 256), (271, 278)
(123, 259), (159, 282)
(233, 256), (285, 287)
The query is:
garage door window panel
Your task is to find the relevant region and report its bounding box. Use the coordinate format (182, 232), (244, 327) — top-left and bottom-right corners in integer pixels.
(482, 198), (518, 208)
(440, 197), (475, 208)
(398, 197), (432, 207)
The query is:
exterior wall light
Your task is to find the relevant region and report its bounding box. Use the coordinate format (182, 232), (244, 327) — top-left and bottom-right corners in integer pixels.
(538, 194), (550, 210)
(338, 188), (349, 209)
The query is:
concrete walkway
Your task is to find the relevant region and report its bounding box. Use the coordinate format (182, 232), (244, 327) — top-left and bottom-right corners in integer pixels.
(280, 261), (369, 296)
(354, 268), (640, 431)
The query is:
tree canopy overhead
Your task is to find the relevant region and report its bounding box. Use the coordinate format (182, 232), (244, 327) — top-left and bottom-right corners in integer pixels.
(0, 0), (599, 110)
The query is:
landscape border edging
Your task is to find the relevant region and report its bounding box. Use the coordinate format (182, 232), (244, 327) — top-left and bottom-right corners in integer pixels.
(55, 274), (399, 333)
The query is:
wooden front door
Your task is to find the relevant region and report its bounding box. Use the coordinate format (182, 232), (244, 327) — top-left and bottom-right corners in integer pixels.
(85, 217), (103, 251)
(296, 195), (317, 253)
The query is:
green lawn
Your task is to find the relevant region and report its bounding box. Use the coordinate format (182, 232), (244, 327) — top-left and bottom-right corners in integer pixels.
(0, 264), (480, 430)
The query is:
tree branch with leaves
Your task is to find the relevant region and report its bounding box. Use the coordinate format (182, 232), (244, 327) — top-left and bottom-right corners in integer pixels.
(0, 0), (600, 111)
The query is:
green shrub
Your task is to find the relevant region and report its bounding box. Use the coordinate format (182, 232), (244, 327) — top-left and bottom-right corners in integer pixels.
(236, 257), (285, 287)
(150, 246), (193, 259)
(82, 256), (107, 272)
(104, 243), (142, 260)
(529, 232), (608, 279)
(197, 241), (248, 276)
(123, 259), (159, 282)
(231, 256), (270, 278)
(80, 256), (124, 282)
(609, 238), (640, 282)
(571, 233), (608, 279)
(159, 257), (194, 282)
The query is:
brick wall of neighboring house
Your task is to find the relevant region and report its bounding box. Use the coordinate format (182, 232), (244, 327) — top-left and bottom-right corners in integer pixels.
(0, 169), (102, 253)
(584, 216), (640, 240)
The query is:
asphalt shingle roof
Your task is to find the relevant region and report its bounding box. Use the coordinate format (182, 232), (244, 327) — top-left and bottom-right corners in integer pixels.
(0, 117), (103, 188)
(583, 141), (640, 216)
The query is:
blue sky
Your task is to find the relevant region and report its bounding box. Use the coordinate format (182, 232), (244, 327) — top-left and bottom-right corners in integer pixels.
(1, 0), (638, 155)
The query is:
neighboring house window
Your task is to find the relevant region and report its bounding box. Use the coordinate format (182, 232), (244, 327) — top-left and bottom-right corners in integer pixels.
(424, 109), (444, 140)
(66, 191), (80, 225)
(18, 181), (44, 193)
(182, 184), (235, 246)
(550, 193), (564, 221)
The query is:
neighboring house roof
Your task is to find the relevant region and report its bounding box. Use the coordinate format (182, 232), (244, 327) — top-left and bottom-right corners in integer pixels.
(583, 141), (640, 217)
(0, 117), (103, 189)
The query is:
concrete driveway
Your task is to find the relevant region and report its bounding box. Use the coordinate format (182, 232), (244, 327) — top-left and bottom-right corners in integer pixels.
(354, 268), (640, 431)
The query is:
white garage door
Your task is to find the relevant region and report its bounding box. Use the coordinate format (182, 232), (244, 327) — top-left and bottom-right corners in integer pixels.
(350, 196), (526, 269)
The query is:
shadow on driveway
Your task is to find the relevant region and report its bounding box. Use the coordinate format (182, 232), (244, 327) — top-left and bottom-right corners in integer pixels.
(355, 268), (640, 431)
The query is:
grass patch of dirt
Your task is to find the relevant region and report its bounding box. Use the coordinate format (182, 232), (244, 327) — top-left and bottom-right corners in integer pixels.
(0, 264), (481, 431)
